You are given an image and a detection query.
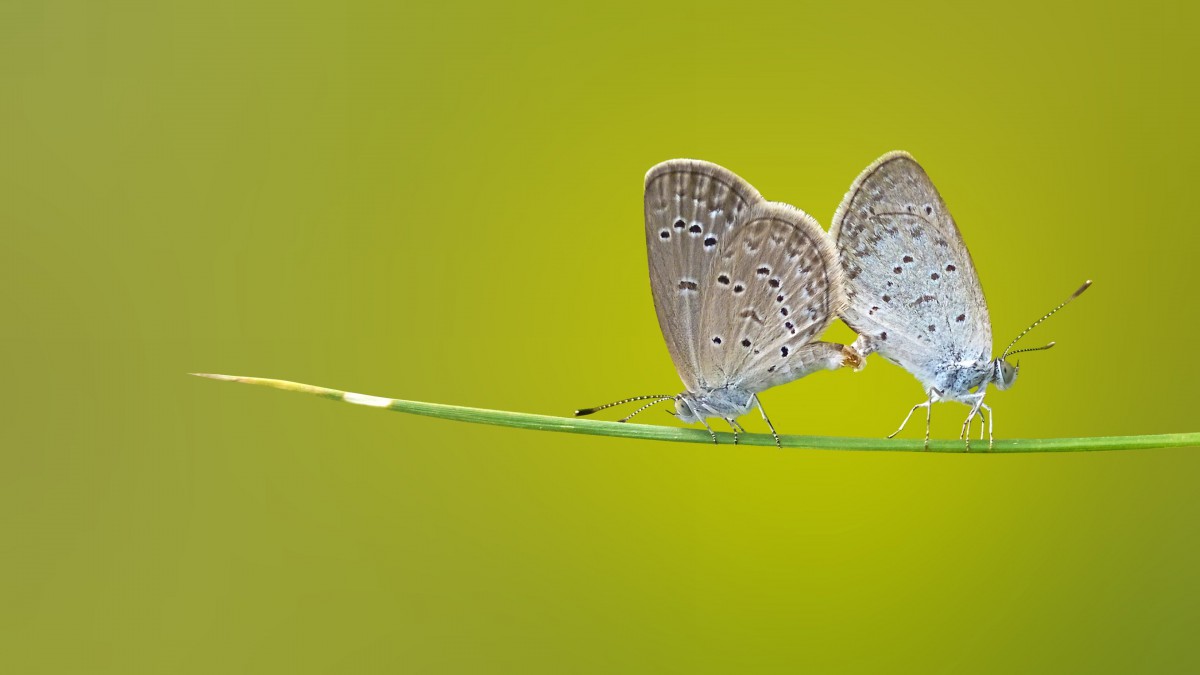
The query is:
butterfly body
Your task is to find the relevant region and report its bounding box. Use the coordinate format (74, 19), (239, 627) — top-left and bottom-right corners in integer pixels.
(858, 334), (995, 402)
(578, 159), (858, 444)
(674, 340), (853, 424)
(831, 151), (1086, 448)
(673, 386), (755, 424)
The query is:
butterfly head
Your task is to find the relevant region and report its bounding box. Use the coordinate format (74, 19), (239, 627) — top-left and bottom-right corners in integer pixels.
(991, 358), (1019, 390)
(674, 395), (700, 423)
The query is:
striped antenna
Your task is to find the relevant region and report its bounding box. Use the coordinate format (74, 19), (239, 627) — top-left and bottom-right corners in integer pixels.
(575, 394), (675, 417)
(1005, 341), (1056, 358)
(1001, 280), (1092, 360)
(617, 397), (676, 422)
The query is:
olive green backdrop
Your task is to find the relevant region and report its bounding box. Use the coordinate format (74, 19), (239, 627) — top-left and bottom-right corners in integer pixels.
(4, 1), (1199, 672)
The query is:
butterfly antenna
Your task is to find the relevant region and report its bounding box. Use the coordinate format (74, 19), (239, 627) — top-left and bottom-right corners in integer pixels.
(617, 397), (675, 422)
(1006, 341), (1057, 357)
(575, 394), (675, 417)
(1001, 280), (1092, 360)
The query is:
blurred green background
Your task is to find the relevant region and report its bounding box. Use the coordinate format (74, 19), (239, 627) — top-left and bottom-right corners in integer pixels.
(4, 0), (1199, 672)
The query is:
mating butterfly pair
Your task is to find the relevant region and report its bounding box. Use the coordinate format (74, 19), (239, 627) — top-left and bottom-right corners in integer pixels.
(577, 153), (1089, 449)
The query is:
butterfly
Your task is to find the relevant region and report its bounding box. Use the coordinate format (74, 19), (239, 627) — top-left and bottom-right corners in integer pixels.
(829, 151), (1090, 449)
(577, 159), (861, 446)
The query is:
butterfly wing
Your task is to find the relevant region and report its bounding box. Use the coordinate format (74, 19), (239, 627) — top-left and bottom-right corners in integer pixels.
(699, 201), (848, 392)
(829, 152), (991, 382)
(645, 160), (763, 390)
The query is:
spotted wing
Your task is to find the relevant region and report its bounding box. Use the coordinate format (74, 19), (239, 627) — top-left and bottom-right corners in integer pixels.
(829, 152), (991, 381)
(697, 201), (846, 392)
(645, 160), (763, 391)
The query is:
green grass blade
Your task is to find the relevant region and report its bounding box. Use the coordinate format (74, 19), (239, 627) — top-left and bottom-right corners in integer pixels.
(191, 373), (1200, 453)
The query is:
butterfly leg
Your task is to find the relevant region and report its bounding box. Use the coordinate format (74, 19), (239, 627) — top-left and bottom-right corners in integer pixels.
(752, 395), (781, 449)
(889, 389), (936, 450)
(960, 405), (985, 442)
(923, 393), (933, 450)
(959, 394), (987, 451)
(981, 402), (993, 449)
(965, 408), (989, 448)
(887, 402), (924, 438)
(725, 418), (744, 445)
(699, 419), (718, 445)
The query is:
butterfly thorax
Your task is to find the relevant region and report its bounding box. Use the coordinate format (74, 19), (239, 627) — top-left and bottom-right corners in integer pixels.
(923, 359), (993, 403)
(675, 386), (755, 424)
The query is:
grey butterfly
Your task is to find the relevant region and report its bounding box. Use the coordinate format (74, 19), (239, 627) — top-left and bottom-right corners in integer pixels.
(829, 151), (1090, 449)
(576, 159), (861, 446)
